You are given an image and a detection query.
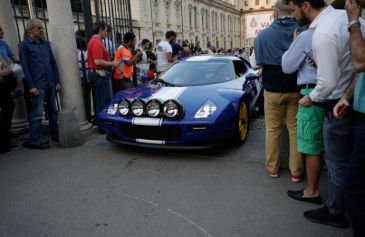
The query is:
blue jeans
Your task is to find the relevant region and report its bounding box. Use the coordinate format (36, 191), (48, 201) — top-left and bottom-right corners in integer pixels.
(29, 87), (58, 144)
(88, 72), (111, 124)
(323, 111), (353, 215)
(342, 117), (365, 237)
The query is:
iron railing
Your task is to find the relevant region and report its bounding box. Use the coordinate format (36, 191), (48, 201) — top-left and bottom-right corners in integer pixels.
(9, 0), (133, 123)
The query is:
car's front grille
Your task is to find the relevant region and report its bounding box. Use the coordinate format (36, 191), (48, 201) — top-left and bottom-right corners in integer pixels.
(120, 125), (181, 141)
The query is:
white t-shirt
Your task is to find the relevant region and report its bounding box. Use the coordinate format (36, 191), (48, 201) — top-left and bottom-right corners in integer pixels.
(77, 49), (88, 78)
(136, 47), (149, 75)
(156, 40), (172, 72)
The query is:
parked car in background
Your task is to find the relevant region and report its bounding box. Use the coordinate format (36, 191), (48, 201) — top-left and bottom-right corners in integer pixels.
(99, 55), (263, 149)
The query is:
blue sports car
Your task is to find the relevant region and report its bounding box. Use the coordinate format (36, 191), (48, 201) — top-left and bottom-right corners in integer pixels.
(99, 55), (263, 149)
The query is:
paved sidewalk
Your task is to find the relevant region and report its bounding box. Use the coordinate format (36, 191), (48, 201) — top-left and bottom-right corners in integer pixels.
(0, 121), (352, 237)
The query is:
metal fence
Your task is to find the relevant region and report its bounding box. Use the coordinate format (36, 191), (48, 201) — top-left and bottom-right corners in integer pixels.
(10, 0), (132, 56)
(9, 0), (133, 122)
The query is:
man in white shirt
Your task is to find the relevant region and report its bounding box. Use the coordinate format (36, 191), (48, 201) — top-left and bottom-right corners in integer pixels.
(285, 0), (365, 228)
(136, 39), (151, 75)
(156, 31), (177, 74)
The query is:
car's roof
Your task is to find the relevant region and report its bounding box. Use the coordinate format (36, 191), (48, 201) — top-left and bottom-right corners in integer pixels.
(182, 55), (240, 62)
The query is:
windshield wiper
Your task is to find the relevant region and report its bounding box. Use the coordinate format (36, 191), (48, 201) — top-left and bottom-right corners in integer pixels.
(152, 78), (176, 87)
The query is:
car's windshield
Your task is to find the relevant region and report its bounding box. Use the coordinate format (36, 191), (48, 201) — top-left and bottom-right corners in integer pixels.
(159, 60), (235, 86)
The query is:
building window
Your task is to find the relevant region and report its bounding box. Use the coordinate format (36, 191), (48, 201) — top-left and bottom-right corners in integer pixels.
(194, 7), (198, 29)
(255, 0), (259, 5)
(213, 13), (216, 29)
(245, 1), (248, 6)
(206, 12), (209, 29)
(201, 10), (204, 28)
(266, 0), (270, 4)
(189, 7), (192, 27)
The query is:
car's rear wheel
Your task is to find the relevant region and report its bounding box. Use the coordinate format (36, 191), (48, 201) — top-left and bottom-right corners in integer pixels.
(233, 100), (249, 145)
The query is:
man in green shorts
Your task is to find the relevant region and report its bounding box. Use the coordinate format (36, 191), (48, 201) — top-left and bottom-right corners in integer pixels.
(282, 27), (324, 203)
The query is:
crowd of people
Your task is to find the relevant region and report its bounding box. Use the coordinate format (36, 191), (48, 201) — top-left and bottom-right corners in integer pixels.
(254, 0), (364, 236)
(0, 0), (364, 236)
(81, 23), (253, 126)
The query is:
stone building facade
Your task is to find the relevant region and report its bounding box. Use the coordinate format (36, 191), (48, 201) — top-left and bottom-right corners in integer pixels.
(130, 0), (245, 50)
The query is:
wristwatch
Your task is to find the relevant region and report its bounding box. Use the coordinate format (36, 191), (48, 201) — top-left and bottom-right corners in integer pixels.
(348, 19), (361, 32)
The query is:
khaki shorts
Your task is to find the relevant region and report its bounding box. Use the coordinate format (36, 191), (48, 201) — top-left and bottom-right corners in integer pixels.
(297, 88), (325, 155)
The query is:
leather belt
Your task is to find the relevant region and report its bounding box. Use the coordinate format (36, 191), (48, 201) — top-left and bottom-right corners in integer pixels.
(299, 84), (316, 90)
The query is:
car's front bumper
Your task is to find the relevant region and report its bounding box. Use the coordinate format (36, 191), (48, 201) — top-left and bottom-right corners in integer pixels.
(99, 113), (235, 149)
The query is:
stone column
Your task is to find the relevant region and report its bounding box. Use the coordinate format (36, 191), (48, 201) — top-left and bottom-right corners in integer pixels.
(0, 1), (28, 134)
(46, 0), (93, 134)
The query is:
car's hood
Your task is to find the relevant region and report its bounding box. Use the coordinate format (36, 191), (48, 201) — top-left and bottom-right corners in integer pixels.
(112, 80), (242, 104)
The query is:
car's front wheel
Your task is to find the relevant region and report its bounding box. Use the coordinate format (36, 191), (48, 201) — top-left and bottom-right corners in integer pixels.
(233, 100), (249, 145)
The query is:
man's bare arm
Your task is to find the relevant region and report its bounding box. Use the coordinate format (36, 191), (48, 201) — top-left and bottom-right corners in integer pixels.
(346, 0), (365, 72)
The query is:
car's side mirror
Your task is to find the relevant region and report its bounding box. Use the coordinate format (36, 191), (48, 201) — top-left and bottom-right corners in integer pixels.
(246, 73), (259, 81)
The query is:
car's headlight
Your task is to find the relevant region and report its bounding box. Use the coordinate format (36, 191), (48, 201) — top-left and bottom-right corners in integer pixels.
(146, 99), (162, 117)
(118, 99), (130, 116)
(163, 100), (181, 118)
(131, 99), (145, 116)
(194, 100), (217, 118)
(107, 103), (118, 115)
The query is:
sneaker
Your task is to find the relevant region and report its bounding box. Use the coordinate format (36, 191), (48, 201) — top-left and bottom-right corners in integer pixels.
(303, 206), (348, 228)
(266, 169), (279, 178)
(291, 175), (302, 183)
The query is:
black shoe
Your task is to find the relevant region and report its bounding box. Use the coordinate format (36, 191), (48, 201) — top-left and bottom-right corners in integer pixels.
(287, 189), (323, 204)
(9, 143), (20, 150)
(39, 137), (50, 145)
(0, 148), (11, 155)
(51, 136), (59, 142)
(303, 206), (348, 228)
(22, 141), (50, 149)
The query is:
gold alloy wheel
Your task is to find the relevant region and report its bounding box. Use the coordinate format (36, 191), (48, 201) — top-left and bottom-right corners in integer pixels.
(238, 101), (249, 142)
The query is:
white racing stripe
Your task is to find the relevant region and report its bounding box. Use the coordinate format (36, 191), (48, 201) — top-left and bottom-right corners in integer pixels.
(150, 87), (187, 100)
(131, 87), (186, 127)
(132, 117), (162, 126)
(136, 139), (165, 145)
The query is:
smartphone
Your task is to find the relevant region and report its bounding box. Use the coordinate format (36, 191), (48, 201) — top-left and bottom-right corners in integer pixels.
(337, 104), (349, 117)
